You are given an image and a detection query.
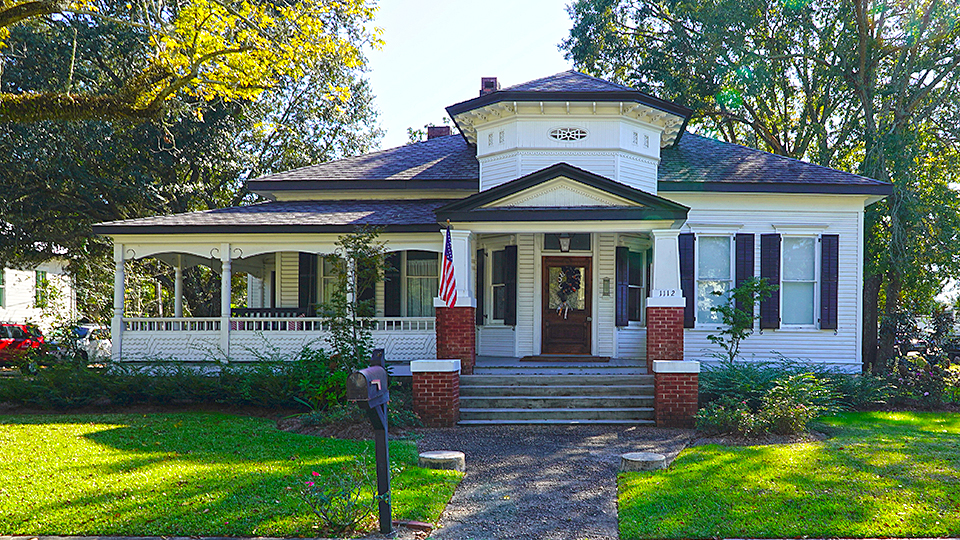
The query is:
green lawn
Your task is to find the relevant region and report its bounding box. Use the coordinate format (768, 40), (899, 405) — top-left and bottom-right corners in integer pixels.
(619, 412), (960, 539)
(0, 413), (461, 537)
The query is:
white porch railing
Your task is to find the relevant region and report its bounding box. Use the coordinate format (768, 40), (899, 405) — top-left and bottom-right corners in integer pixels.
(120, 316), (437, 362)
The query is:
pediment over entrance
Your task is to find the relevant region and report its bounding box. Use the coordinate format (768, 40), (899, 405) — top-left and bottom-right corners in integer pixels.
(481, 176), (640, 208)
(436, 162), (689, 223)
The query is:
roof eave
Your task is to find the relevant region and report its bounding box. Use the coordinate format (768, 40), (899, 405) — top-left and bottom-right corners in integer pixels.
(657, 181), (894, 196)
(445, 90), (693, 119)
(92, 223), (441, 236)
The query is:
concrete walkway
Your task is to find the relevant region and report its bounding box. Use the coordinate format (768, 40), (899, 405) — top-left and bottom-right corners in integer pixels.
(415, 425), (693, 540)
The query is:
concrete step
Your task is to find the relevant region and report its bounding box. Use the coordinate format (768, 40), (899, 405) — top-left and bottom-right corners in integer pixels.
(459, 407), (655, 422)
(472, 367), (648, 376)
(458, 418), (656, 426)
(459, 384), (654, 397)
(460, 395), (655, 409)
(461, 374), (654, 386)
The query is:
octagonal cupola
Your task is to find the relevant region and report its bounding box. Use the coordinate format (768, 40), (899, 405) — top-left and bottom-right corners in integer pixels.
(446, 71), (692, 195)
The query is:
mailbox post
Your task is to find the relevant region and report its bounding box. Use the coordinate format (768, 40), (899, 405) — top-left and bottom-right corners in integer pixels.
(346, 349), (391, 534)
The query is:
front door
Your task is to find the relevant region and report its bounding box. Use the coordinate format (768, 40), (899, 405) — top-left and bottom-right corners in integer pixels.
(541, 257), (592, 355)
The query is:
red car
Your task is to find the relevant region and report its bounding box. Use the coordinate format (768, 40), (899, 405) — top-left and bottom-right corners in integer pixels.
(0, 323), (44, 363)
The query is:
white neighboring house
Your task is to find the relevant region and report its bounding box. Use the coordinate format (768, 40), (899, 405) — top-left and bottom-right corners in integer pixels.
(0, 261), (76, 332)
(93, 71), (891, 373)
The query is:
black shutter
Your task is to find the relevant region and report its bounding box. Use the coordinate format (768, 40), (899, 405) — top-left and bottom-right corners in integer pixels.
(383, 252), (401, 317)
(476, 248), (485, 325)
(759, 234), (781, 329)
(820, 234), (839, 330)
(615, 246), (629, 327)
(679, 233), (695, 328)
(735, 234), (755, 313)
(503, 245), (518, 326)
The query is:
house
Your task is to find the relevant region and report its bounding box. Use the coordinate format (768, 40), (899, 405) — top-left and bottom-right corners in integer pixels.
(93, 71), (890, 425)
(0, 261), (76, 332)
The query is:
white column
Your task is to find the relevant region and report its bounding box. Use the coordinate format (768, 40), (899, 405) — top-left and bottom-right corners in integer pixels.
(434, 229), (475, 308)
(648, 229), (686, 308)
(220, 243), (231, 360)
(111, 243), (125, 361)
(174, 255), (183, 318)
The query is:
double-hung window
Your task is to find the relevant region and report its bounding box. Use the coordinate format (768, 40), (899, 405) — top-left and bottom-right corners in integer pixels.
(781, 236), (818, 326)
(627, 250), (645, 323)
(491, 250), (506, 321)
(406, 251), (439, 317)
(696, 236), (732, 324)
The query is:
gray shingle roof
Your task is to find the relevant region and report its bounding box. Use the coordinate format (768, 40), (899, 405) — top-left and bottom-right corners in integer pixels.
(501, 70), (637, 92)
(248, 135), (477, 187)
(93, 200), (448, 234)
(658, 133), (891, 194)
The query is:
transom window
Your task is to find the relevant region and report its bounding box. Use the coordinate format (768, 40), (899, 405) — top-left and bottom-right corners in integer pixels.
(781, 237), (817, 325)
(549, 127), (588, 141)
(696, 236), (732, 324)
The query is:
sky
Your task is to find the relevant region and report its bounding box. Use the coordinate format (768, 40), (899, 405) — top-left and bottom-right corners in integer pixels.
(366, 0), (575, 149)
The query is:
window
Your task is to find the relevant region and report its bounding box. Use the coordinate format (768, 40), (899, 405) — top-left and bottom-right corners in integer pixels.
(320, 257), (339, 304)
(406, 251), (439, 317)
(627, 251), (645, 322)
(781, 237), (817, 325)
(0, 269), (5, 308)
(34, 270), (48, 309)
(492, 250), (506, 320)
(696, 236), (732, 324)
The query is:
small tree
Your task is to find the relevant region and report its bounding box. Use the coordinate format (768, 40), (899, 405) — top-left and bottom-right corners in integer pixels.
(324, 227), (388, 370)
(707, 277), (778, 362)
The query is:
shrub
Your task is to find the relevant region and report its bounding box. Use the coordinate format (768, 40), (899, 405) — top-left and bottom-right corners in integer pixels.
(294, 458), (380, 536)
(759, 374), (836, 435)
(695, 397), (762, 437)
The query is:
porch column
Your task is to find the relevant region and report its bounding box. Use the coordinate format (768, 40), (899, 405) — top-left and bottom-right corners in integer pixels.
(220, 243), (231, 361)
(647, 229), (698, 428)
(174, 255), (183, 318)
(110, 243), (125, 361)
(434, 229), (477, 375)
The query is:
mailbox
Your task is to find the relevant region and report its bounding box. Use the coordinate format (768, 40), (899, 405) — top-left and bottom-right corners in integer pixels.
(347, 366), (389, 408)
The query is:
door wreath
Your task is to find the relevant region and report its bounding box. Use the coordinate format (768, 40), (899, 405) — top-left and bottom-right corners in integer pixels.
(556, 265), (582, 319)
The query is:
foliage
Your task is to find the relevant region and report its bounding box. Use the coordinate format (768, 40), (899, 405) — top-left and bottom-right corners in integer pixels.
(620, 412), (960, 539)
(0, 413), (461, 536)
(294, 459), (379, 536)
(705, 276), (777, 362)
(694, 397), (762, 437)
(563, 0), (960, 372)
(0, 14), (381, 320)
(323, 227), (389, 369)
(0, 0), (382, 122)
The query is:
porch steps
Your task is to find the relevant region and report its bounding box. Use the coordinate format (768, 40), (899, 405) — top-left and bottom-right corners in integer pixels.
(458, 372), (655, 425)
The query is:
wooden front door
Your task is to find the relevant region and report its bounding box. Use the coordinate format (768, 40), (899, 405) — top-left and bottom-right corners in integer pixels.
(541, 257), (592, 355)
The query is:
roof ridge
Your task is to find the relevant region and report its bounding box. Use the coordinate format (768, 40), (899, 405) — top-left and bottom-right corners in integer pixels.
(681, 133), (888, 185)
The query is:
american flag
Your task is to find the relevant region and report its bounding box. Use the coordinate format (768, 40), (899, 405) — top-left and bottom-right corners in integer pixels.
(439, 224), (457, 308)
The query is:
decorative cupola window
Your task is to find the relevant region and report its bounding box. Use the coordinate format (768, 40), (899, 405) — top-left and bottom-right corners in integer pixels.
(549, 127), (588, 142)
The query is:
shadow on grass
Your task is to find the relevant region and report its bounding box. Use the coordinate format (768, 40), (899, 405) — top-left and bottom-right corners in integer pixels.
(619, 412), (960, 539)
(0, 412), (458, 537)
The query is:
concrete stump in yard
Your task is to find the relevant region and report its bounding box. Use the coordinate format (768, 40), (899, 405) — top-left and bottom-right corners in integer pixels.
(620, 452), (667, 472)
(419, 450), (466, 472)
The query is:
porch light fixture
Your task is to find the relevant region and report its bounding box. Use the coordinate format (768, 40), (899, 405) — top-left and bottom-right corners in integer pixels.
(559, 233), (572, 252)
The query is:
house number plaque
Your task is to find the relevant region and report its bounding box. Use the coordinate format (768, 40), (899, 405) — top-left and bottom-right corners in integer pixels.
(652, 289), (680, 298)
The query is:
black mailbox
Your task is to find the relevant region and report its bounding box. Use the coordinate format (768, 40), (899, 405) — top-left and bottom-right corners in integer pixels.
(347, 366), (389, 408)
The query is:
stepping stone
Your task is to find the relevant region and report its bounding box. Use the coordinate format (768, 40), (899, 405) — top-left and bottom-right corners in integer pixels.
(419, 450), (466, 472)
(619, 451), (667, 472)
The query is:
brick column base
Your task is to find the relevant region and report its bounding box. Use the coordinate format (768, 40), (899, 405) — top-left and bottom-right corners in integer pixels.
(646, 305), (684, 372)
(436, 306), (476, 375)
(411, 360), (461, 427)
(653, 361), (700, 428)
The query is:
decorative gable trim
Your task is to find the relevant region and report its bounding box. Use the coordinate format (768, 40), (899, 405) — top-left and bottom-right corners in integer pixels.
(482, 177), (639, 208)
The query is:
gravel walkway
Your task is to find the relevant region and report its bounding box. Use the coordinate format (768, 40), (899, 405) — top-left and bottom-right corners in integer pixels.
(414, 425), (694, 540)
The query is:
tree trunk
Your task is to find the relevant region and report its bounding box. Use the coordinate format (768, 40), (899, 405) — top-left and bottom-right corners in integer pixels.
(862, 273), (881, 374)
(876, 269), (902, 373)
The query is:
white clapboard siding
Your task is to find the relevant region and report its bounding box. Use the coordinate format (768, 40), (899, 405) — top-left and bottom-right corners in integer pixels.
(617, 326), (647, 359)
(478, 326), (517, 357)
(0, 264), (75, 330)
(278, 252), (300, 308)
(669, 198), (862, 371)
(479, 155), (520, 191)
(595, 233), (617, 357)
(616, 154), (658, 194)
(515, 234), (537, 357)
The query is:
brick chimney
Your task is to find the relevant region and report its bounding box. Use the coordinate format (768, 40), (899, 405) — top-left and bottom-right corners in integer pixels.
(427, 126), (451, 139)
(480, 77), (499, 96)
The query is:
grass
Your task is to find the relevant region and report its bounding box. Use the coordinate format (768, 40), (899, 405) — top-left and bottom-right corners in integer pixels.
(0, 412), (461, 537)
(619, 412), (960, 539)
